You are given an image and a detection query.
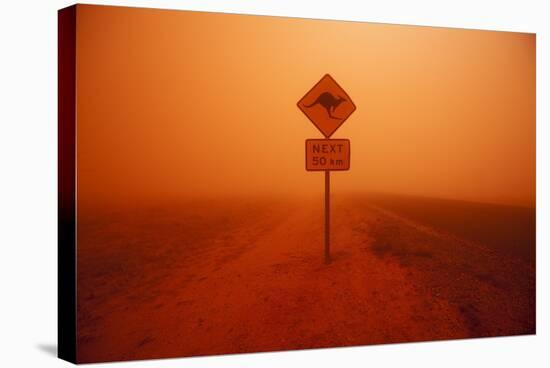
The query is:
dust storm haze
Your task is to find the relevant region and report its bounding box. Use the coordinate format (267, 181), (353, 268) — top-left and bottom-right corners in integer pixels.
(75, 6), (535, 207)
(71, 6), (536, 362)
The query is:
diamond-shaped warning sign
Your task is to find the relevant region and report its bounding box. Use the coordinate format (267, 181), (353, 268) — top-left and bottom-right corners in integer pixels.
(297, 74), (356, 138)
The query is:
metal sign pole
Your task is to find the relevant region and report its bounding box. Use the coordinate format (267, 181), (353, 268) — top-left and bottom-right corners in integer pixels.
(325, 170), (331, 263)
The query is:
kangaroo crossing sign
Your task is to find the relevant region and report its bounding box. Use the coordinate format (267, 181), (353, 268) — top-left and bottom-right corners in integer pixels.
(297, 74), (356, 264)
(297, 74), (356, 138)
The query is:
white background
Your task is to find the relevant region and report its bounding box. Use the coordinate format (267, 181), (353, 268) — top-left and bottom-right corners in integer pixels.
(0, 0), (548, 366)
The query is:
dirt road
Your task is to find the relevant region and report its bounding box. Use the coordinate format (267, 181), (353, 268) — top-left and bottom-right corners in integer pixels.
(76, 194), (535, 362)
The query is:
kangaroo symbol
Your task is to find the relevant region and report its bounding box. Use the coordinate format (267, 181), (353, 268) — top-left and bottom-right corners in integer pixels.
(304, 92), (346, 120)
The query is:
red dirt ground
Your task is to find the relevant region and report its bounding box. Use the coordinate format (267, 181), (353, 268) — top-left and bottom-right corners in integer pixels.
(76, 193), (535, 363)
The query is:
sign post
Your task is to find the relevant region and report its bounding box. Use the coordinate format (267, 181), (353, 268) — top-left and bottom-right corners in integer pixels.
(325, 170), (330, 263)
(297, 74), (356, 264)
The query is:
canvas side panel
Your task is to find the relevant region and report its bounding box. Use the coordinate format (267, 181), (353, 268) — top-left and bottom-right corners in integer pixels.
(58, 4), (77, 364)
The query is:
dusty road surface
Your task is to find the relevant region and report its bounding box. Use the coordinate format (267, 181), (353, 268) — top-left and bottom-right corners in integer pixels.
(76, 194), (535, 363)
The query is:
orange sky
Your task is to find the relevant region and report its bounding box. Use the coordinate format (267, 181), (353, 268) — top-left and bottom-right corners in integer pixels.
(75, 5), (535, 207)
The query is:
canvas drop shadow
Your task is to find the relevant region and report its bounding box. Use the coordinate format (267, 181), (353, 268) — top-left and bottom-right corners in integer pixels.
(37, 343), (57, 357)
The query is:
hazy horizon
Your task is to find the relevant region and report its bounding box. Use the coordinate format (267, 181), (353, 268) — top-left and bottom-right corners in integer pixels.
(75, 6), (535, 208)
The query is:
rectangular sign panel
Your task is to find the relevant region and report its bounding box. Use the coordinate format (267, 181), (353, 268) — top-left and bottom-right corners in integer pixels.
(305, 139), (350, 171)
